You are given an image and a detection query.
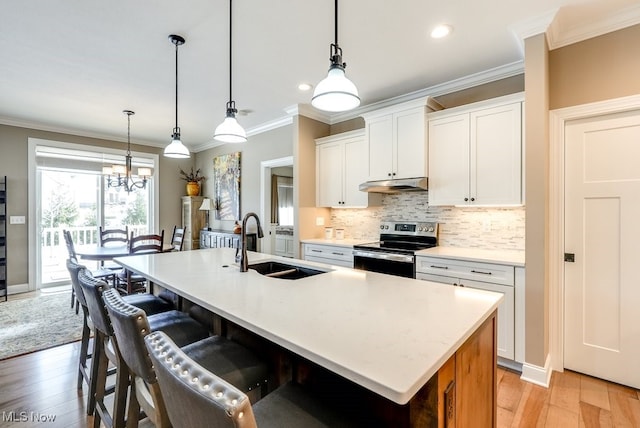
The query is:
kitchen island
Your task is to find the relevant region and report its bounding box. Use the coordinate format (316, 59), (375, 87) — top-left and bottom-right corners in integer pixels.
(115, 248), (503, 427)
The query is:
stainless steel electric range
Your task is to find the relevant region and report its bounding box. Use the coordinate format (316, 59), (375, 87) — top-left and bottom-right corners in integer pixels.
(353, 221), (438, 278)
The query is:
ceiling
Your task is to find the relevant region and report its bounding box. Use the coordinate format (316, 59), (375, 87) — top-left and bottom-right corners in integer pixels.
(1, 0), (638, 152)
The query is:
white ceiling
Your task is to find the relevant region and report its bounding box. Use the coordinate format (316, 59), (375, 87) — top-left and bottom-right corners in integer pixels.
(1, 0), (639, 152)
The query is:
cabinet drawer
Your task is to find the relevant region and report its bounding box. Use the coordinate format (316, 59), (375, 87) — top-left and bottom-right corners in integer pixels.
(416, 256), (514, 286)
(304, 244), (353, 264)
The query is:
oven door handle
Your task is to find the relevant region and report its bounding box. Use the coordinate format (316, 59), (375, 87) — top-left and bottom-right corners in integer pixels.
(353, 250), (414, 263)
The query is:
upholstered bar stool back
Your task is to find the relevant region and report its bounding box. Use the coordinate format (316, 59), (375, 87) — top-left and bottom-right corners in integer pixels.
(146, 332), (361, 428)
(103, 289), (271, 427)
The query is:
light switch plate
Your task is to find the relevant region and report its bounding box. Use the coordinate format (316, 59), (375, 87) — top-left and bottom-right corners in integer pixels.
(10, 216), (26, 224)
(316, 217), (325, 226)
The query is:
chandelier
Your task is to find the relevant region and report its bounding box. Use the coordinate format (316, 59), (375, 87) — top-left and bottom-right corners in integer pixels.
(102, 110), (151, 193)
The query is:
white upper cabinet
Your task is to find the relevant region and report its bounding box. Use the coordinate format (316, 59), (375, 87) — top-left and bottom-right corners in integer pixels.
(428, 93), (523, 206)
(316, 130), (379, 208)
(363, 97), (443, 181)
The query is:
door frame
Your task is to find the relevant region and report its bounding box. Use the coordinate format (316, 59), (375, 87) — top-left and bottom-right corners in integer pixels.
(549, 93), (640, 372)
(259, 156), (294, 255)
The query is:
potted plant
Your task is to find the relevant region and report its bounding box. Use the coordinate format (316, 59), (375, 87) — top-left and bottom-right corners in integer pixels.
(179, 167), (205, 196)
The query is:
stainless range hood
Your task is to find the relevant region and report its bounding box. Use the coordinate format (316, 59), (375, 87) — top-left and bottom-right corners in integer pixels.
(359, 177), (428, 194)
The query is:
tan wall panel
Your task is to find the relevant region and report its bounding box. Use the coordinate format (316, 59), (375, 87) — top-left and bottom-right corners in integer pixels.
(524, 33), (550, 367)
(550, 24), (640, 110)
(294, 116), (330, 246)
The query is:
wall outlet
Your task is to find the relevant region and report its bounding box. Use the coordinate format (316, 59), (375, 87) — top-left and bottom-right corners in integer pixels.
(10, 216), (26, 224)
(316, 217), (325, 226)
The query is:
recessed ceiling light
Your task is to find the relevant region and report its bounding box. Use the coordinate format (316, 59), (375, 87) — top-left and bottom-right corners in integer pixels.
(298, 83), (313, 91)
(431, 24), (452, 39)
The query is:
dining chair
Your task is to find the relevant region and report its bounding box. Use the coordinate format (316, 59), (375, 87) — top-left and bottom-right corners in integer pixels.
(63, 229), (115, 310)
(145, 331), (361, 428)
(170, 225), (186, 251)
(103, 288), (269, 428)
(116, 230), (164, 294)
(99, 226), (129, 246)
(99, 226), (129, 270)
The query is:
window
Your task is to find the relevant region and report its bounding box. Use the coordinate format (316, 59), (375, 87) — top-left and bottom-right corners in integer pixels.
(29, 138), (159, 289)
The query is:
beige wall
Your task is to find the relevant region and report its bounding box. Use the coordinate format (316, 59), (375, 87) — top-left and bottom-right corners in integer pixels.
(549, 24), (640, 110)
(194, 124), (294, 234)
(293, 115), (330, 249)
(0, 123), (188, 287)
(524, 34), (550, 367)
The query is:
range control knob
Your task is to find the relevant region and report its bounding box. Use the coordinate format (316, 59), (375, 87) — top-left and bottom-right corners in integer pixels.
(428, 227), (434, 232)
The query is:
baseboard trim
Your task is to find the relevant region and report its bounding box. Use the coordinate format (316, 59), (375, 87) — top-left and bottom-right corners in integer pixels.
(8, 283), (30, 295)
(520, 354), (552, 388)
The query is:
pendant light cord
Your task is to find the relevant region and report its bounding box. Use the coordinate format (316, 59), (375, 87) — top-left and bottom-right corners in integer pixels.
(175, 41), (179, 129)
(126, 112), (132, 156)
(334, 0), (338, 47)
(228, 0), (233, 105)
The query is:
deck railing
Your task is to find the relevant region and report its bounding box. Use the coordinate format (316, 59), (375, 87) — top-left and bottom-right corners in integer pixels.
(41, 225), (148, 286)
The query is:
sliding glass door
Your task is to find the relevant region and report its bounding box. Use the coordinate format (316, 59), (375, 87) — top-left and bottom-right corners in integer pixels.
(33, 141), (155, 289)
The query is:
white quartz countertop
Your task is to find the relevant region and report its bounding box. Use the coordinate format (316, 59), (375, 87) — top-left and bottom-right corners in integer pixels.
(115, 248), (502, 405)
(300, 238), (374, 247)
(416, 246), (525, 267)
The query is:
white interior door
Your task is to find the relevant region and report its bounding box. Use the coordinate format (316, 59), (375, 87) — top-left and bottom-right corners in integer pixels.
(564, 109), (640, 388)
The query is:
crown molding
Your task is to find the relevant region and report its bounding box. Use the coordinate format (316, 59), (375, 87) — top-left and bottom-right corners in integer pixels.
(0, 116), (165, 148)
(547, 3), (640, 50)
(509, 9), (559, 54)
(284, 104), (332, 124)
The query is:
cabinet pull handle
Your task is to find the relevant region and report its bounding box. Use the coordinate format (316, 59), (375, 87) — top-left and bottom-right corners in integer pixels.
(470, 197), (475, 202)
(464, 197), (469, 202)
(332, 252), (344, 256)
(430, 265), (448, 269)
(471, 270), (492, 275)
(311, 249), (322, 253)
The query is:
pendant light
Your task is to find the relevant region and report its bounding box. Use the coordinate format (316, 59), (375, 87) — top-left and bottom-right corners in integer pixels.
(213, 0), (247, 143)
(311, 0), (360, 112)
(164, 34), (191, 158)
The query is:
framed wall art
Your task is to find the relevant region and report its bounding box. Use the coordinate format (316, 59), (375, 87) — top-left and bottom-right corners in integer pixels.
(213, 151), (241, 220)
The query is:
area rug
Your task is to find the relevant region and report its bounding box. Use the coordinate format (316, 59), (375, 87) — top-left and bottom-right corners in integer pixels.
(0, 292), (83, 360)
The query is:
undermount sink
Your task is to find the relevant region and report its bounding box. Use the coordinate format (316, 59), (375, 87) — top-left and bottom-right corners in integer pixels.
(248, 261), (327, 280)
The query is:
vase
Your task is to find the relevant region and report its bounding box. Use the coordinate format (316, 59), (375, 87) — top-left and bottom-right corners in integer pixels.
(186, 182), (200, 196)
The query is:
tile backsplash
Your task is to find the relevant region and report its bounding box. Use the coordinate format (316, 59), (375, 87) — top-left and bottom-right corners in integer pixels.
(329, 192), (525, 251)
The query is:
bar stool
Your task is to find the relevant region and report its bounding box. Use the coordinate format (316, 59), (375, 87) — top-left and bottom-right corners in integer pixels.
(145, 331), (362, 428)
(78, 270), (207, 428)
(103, 288), (269, 428)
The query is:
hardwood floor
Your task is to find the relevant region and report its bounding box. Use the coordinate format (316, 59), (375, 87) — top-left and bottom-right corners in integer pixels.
(2, 291), (639, 427)
(497, 367), (640, 427)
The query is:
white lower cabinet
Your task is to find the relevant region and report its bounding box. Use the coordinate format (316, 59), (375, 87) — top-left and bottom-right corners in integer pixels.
(416, 256), (518, 362)
(275, 235), (294, 258)
(302, 243), (353, 268)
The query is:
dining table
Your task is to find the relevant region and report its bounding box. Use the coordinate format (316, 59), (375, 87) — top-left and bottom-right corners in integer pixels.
(75, 243), (174, 261)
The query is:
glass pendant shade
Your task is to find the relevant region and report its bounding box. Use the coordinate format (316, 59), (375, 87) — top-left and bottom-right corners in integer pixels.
(164, 130), (191, 158)
(311, 65), (360, 112)
(214, 111), (247, 143)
